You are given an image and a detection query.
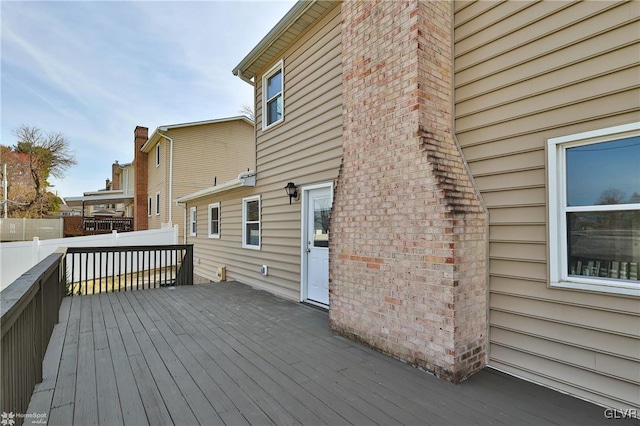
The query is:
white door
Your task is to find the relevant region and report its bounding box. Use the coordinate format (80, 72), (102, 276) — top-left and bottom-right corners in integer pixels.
(304, 186), (332, 305)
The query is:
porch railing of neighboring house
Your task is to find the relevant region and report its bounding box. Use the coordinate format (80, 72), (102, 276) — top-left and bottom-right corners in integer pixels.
(83, 217), (133, 233)
(1, 250), (66, 424)
(66, 245), (193, 295)
(0, 244), (193, 422)
(63, 216), (134, 237)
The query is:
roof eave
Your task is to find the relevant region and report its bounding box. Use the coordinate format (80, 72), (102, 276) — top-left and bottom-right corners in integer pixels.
(175, 172), (256, 203)
(141, 116), (254, 153)
(232, 0), (316, 80)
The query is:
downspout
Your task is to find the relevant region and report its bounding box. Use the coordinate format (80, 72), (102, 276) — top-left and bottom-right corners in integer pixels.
(156, 130), (174, 226)
(176, 201), (187, 244)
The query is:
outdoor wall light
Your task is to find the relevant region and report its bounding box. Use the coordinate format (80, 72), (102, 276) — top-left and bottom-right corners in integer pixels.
(284, 182), (298, 204)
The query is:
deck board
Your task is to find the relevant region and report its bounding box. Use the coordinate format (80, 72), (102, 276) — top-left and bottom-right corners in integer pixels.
(73, 303), (97, 425)
(26, 281), (637, 426)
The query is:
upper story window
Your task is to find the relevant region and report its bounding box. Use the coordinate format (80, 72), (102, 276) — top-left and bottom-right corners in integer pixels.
(262, 60), (283, 130)
(155, 143), (161, 167)
(548, 122), (640, 297)
(156, 192), (160, 215)
(242, 196), (260, 249)
(189, 206), (197, 237)
(208, 202), (220, 239)
(148, 197), (152, 217)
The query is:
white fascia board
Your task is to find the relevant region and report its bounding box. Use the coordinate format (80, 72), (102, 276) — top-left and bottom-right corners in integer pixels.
(64, 193), (134, 206)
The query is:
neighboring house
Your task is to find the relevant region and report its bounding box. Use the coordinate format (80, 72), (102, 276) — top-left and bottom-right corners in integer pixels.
(179, 0), (639, 411)
(64, 173), (134, 218)
(138, 117), (255, 242)
(110, 160), (135, 217)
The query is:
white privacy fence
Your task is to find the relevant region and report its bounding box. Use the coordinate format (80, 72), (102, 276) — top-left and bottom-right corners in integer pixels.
(0, 226), (178, 290)
(0, 218), (64, 241)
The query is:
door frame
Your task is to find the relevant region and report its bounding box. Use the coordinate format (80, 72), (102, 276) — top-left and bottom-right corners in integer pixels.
(299, 181), (333, 305)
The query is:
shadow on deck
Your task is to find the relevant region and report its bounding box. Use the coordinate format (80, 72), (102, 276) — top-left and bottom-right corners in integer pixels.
(26, 282), (637, 425)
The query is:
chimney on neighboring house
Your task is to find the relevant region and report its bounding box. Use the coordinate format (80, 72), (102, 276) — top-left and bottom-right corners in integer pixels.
(111, 160), (121, 191)
(133, 126), (149, 231)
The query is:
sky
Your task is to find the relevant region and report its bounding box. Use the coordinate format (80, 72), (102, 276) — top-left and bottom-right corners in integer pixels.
(1, 0), (297, 199)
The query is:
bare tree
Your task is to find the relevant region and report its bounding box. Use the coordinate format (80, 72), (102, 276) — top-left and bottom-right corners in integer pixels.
(597, 188), (627, 205)
(11, 125), (77, 214)
(239, 104), (255, 122)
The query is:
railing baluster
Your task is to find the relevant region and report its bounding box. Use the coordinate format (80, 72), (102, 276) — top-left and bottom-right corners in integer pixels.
(124, 250), (128, 291)
(118, 251), (122, 292)
(136, 250), (140, 291)
(70, 252), (74, 296)
(97, 251), (101, 294)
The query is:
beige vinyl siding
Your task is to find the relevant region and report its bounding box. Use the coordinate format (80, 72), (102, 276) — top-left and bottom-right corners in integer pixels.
(147, 140), (167, 230)
(454, 0), (640, 409)
(188, 3), (342, 301)
(169, 121), (254, 240)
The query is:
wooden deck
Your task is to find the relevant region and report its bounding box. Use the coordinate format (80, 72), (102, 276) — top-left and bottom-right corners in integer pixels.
(26, 281), (635, 425)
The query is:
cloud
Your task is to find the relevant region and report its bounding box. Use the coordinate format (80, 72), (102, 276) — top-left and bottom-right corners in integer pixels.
(1, 0), (296, 198)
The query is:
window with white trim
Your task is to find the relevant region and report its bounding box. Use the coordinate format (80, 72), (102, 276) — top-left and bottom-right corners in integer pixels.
(548, 122), (640, 296)
(155, 192), (160, 215)
(189, 206), (197, 237)
(155, 143), (161, 167)
(262, 60), (283, 130)
(148, 197), (152, 217)
(242, 196), (260, 249)
(208, 202), (220, 239)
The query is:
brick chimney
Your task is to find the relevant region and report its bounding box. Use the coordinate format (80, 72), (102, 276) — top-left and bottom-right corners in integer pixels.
(111, 161), (121, 191)
(330, 0), (488, 383)
(133, 126), (149, 231)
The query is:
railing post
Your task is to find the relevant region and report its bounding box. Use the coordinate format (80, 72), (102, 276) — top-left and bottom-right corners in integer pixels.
(32, 237), (39, 269)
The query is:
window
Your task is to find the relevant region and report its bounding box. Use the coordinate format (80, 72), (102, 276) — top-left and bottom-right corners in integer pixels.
(548, 122), (640, 296)
(155, 192), (160, 215)
(262, 60), (283, 129)
(189, 206), (197, 237)
(208, 203), (220, 239)
(155, 143), (161, 167)
(242, 196), (260, 249)
(148, 197), (152, 217)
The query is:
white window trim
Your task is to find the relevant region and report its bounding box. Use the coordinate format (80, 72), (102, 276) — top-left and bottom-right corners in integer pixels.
(242, 195), (261, 250)
(155, 192), (160, 216)
(208, 202), (220, 239)
(547, 122), (640, 297)
(148, 197), (152, 217)
(262, 60), (284, 131)
(189, 206), (197, 237)
(155, 143), (161, 167)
